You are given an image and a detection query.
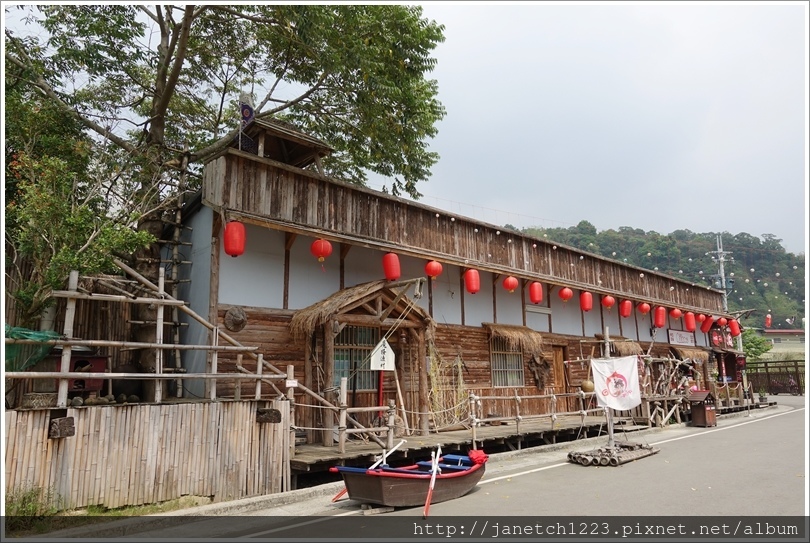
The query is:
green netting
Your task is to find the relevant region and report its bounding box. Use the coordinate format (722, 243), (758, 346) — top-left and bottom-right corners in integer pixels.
(4, 325), (62, 372)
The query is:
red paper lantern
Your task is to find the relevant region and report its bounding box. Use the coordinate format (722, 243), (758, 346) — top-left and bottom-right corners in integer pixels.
(696, 313), (706, 323)
(653, 306), (667, 328)
(223, 221), (246, 257)
(765, 313), (772, 328)
(684, 312), (696, 332)
(619, 299), (632, 318)
(310, 239), (333, 262)
(729, 319), (741, 337)
(700, 315), (714, 333)
(580, 291), (593, 312)
(502, 276), (519, 293)
(559, 287), (574, 302)
(425, 260), (443, 280)
(528, 282), (543, 304)
(669, 308), (682, 320)
(382, 252), (401, 281)
(717, 317), (728, 327)
(464, 269), (480, 294)
(637, 302), (651, 315)
(601, 295), (615, 309)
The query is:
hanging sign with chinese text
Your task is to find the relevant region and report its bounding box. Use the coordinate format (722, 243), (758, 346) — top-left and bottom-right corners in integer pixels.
(370, 338), (395, 371)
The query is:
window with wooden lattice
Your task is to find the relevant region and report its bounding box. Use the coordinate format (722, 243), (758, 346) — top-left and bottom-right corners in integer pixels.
(334, 325), (379, 391)
(490, 335), (525, 387)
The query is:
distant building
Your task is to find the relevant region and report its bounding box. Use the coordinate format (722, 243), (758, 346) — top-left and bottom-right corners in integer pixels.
(758, 329), (806, 359)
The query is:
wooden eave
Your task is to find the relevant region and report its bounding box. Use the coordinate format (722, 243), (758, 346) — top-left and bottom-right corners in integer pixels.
(203, 149), (730, 317)
(290, 279), (431, 339)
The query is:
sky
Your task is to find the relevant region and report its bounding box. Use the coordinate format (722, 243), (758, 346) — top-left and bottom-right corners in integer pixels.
(367, 1), (808, 255)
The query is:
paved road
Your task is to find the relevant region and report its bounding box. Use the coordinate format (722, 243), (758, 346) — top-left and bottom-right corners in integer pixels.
(41, 396), (807, 540)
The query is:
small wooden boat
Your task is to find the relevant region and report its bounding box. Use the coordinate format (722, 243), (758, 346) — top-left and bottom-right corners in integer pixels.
(329, 451), (487, 508)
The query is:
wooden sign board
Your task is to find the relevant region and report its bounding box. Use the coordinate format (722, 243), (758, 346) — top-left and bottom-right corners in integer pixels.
(370, 338), (395, 371)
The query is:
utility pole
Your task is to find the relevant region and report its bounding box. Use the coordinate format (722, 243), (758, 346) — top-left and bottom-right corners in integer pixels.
(708, 234), (733, 312)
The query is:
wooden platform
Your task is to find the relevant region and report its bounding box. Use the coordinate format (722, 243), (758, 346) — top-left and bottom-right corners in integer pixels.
(290, 413), (628, 476)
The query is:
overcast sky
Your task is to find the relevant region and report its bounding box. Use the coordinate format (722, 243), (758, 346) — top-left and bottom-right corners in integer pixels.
(372, 2), (808, 255)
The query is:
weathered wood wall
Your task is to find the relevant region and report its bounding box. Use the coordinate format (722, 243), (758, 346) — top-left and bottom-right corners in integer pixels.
(203, 151), (726, 315)
(4, 400), (287, 510)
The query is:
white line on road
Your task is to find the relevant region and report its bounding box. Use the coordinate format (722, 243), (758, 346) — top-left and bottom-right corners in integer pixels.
(479, 406), (804, 485)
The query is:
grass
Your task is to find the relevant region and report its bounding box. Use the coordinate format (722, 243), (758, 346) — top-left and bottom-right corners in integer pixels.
(4, 489), (211, 537)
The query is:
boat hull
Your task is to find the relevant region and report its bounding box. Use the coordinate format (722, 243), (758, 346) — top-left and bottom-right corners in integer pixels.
(331, 456), (486, 507)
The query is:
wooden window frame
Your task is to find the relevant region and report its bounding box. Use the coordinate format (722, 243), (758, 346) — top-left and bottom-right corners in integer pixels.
(490, 336), (525, 387)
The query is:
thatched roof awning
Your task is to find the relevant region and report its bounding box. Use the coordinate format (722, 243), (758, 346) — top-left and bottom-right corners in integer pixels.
(595, 334), (644, 356)
(290, 279), (430, 339)
(670, 346), (711, 363)
(483, 323), (544, 354)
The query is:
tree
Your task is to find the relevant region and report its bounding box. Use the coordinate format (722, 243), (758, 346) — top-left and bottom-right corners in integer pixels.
(740, 328), (772, 362)
(4, 5), (446, 196)
(5, 5), (446, 369)
(4, 78), (153, 327)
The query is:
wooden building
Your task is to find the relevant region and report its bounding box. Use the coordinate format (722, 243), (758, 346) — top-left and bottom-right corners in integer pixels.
(6, 118), (752, 510)
(178, 118), (738, 438)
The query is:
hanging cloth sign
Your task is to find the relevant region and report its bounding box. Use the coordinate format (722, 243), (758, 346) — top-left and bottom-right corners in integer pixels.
(369, 338), (395, 371)
(591, 356), (642, 411)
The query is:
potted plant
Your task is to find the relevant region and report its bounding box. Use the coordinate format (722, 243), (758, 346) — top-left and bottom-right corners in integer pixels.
(758, 387), (768, 403)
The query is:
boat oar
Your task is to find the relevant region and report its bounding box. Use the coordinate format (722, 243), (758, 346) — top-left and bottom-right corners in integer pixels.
(331, 439), (407, 502)
(422, 445), (441, 518)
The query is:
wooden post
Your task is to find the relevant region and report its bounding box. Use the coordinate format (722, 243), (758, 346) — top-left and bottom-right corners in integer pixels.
(387, 399), (396, 449)
(154, 267), (165, 403)
(234, 354), (242, 401)
(57, 271), (79, 408)
(417, 329), (429, 435)
(469, 392), (477, 449)
(323, 320), (336, 446)
(208, 327), (218, 401)
(338, 377), (347, 453)
(254, 353), (263, 400)
(287, 365), (296, 460)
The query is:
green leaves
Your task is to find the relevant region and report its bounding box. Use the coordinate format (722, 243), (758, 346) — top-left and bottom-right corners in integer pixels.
(6, 5), (447, 197)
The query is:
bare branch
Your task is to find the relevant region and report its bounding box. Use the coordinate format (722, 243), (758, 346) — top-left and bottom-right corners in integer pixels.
(136, 5), (160, 25)
(152, 5), (196, 124)
(265, 71), (328, 115)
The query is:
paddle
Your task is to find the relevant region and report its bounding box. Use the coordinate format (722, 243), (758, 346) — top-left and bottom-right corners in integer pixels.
(331, 439), (407, 502)
(422, 445), (441, 518)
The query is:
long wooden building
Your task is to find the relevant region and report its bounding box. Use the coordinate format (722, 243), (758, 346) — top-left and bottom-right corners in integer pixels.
(4, 118), (750, 510)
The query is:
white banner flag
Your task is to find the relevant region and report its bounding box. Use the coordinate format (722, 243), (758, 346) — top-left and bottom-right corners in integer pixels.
(591, 356), (642, 411)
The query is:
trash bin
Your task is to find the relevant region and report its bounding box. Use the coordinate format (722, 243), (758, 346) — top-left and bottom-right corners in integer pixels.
(688, 390), (717, 427)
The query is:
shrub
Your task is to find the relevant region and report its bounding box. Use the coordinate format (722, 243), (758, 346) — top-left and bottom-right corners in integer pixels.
(4, 485), (60, 533)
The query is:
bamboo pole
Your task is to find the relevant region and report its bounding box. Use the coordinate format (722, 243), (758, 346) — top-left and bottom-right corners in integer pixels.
(113, 258), (385, 446)
(287, 365), (296, 462)
(155, 268), (165, 403)
(338, 377), (347, 453)
(5, 339), (257, 351)
(57, 271), (79, 408)
(255, 353), (263, 399)
(6, 371), (283, 381)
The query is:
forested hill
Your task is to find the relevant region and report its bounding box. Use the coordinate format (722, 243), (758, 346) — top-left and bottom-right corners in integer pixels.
(512, 221), (805, 330)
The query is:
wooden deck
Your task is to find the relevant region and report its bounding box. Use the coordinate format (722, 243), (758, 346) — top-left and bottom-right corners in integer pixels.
(290, 413), (645, 476)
